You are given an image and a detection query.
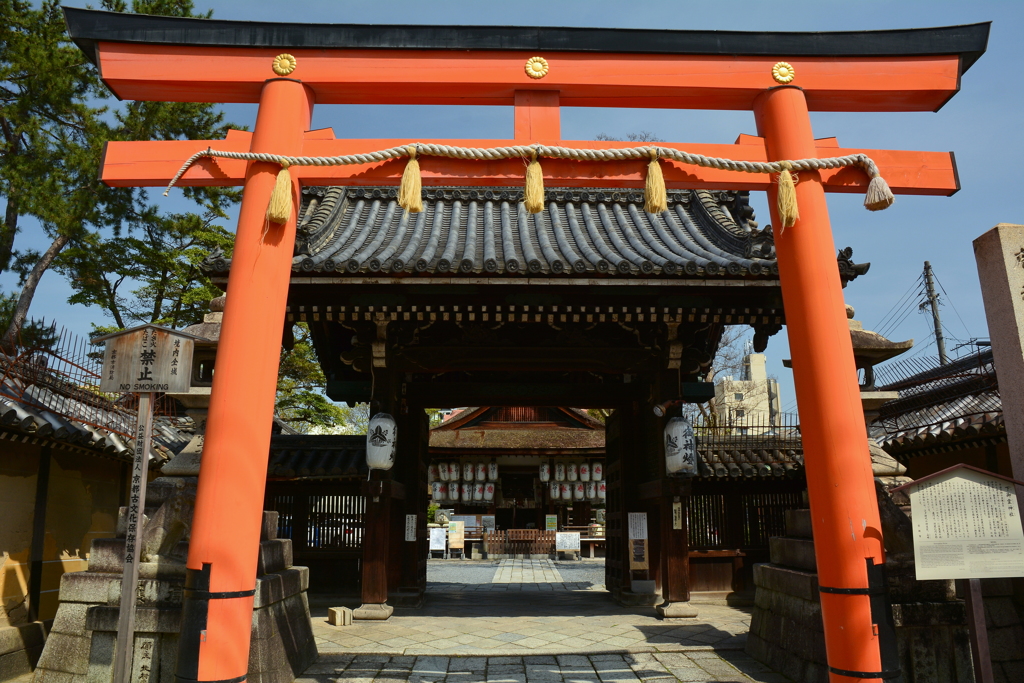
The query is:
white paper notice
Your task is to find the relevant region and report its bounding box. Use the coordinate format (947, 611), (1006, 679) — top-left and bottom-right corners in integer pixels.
(429, 527), (447, 551)
(556, 532), (581, 551)
(628, 512), (648, 540)
(405, 514), (417, 542)
(909, 468), (1024, 580)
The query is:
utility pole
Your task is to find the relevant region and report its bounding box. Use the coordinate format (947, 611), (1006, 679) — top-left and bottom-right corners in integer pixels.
(923, 261), (948, 365)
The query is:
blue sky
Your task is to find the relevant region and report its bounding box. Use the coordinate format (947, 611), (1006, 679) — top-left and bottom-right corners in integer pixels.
(10, 0), (1024, 413)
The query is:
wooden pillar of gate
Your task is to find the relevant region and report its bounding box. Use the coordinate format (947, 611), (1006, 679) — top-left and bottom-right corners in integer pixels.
(177, 78), (313, 683)
(755, 86), (888, 683)
(659, 477), (695, 617)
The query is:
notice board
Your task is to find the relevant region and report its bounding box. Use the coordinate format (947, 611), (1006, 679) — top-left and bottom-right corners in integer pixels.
(556, 532), (581, 551)
(429, 527), (447, 551)
(448, 521), (465, 549)
(906, 467), (1024, 580)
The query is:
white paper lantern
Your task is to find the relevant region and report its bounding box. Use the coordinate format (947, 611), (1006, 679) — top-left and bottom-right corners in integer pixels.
(474, 483), (484, 501)
(592, 462), (603, 481)
(461, 483), (472, 502)
(432, 482), (445, 501)
(428, 464), (438, 482)
(484, 482), (495, 501)
(549, 481), (560, 500)
(560, 483), (571, 501)
(597, 481), (607, 499)
(567, 463), (578, 481)
(665, 416), (698, 476)
(487, 460), (499, 481)
(450, 482), (461, 501)
(555, 462), (566, 481)
(586, 482), (597, 499)
(449, 462), (461, 481)
(463, 462), (474, 482)
(438, 462), (450, 481)
(539, 463), (551, 482)
(579, 463), (590, 481)
(366, 413), (397, 470)
(475, 462), (487, 481)
(573, 482), (585, 501)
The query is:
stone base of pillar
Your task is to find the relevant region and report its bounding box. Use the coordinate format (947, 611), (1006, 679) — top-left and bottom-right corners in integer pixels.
(657, 601), (698, 618)
(352, 603), (394, 620)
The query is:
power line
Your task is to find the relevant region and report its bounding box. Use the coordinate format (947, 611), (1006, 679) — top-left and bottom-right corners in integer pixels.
(878, 288), (925, 339)
(932, 271), (972, 339)
(873, 275), (923, 334)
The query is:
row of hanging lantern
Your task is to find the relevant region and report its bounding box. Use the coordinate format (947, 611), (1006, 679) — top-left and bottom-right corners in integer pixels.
(428, 460), (499, 483)
(431, 481), (497, 502)
(548, 480), (607, 502)
(538, 461), (603, 482)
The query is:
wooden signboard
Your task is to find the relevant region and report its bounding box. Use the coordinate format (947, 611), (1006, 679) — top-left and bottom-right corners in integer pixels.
(545, 515), (558, 531)
(448, 521), (465, 549)
(628, 512), (649, 570)
(556, 532), (581, 552)
(95, 324), (199, 394)
(405, 514), (417, 542)
(672, 501), (683, 530)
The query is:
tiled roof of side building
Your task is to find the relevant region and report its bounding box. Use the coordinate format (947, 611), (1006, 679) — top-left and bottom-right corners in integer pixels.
(203, 186), (778, 279)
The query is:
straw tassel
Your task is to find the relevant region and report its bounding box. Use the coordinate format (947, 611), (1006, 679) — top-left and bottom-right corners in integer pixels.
(776, 160), (799, 229)
(265, 160), (293, 224)
(524, 148), (544, 214)
(644, 148), (667, 214)
(398, 145), (423, 213)
(864, 174), (895, 211)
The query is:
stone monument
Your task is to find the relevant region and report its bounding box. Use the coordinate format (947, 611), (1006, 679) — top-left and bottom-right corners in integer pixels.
(32, 298), (317, 683)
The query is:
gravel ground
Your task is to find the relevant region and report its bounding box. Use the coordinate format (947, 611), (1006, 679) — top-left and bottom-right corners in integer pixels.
(426, 559), (606, 588)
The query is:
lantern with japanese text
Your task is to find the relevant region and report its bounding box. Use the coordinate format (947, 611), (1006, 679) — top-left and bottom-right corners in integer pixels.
(539, 462), (551, 482)
(449, 483), (461, 501)
(592, 462), (603, 480)
(579, 463), (590, 481)
(567, 463), (578, 481)
(432, 482), (445, 501)
(488, 460), (499, 481)
(555, 462), (566, 481)
(549, 482), (560, 500)
(665, 416), (698, 476)
(598, 482), (607, 499)
(484, 482), (495, 501)
(475, 462), (487, 481)
(449, 462), (461, 481)
(586, 482), (597, 500)
(474, 483), (484, 501)
(573, 482), (585, 500)
(366, 413), (396, 471)
(560, 483), (571, 501)
(438, 462), (450, 481)
(428, 464), (438, 483)
(461, 483), (472, 502)
(463, 462), (475, 481)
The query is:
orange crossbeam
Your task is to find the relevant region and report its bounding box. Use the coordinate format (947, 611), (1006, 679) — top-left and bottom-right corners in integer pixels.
(96, 42), (962, 113)
(102, 132), (958, 195)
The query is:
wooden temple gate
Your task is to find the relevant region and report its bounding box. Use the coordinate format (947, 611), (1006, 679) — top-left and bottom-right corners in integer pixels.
(66, 7), (985, 682)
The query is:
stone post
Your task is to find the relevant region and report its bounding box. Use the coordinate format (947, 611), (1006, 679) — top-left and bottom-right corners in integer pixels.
(974, 224), (1024, 488)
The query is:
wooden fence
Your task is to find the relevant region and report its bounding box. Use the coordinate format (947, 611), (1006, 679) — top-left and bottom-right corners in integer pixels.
(484, 529), (556, 556)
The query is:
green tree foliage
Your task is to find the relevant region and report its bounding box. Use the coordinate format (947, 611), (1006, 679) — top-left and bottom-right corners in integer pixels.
(277, 324), (369, 434)
(0, 0), (237, 350)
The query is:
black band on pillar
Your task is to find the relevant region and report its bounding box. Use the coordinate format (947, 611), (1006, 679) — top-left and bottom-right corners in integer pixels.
(175, 564), (212, 683)
(827, 666), (901, 679)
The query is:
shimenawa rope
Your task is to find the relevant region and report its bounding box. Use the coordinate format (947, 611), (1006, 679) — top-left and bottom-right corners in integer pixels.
(164, 143), (895, 227)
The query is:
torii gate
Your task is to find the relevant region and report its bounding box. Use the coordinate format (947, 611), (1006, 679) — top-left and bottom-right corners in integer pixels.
(65, 9), (987, 683)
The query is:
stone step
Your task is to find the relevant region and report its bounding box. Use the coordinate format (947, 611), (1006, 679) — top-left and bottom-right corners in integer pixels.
(785, 508), (813, 539)
(769, 536), (817, 572)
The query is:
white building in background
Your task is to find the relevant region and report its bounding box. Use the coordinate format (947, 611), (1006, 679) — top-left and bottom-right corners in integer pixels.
(714, 346), (781, 435)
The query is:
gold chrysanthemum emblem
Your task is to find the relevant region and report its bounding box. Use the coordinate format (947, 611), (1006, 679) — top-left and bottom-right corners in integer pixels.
(772, 61), (795, 84)
(525, 56), (549, 79)
(272, 54), (297, 76)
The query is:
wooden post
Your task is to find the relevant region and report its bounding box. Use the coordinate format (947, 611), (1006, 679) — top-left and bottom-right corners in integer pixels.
(658, 478), (696, 618)
(755, 86), (889, 683)
(960, 578), (994, 683)
(177, 78), (314, 683)
(356, 477), (394, 619)
(114, 392), (154, 683)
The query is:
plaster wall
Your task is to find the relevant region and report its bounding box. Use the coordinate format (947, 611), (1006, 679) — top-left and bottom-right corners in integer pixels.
(0, 442), (122, 625)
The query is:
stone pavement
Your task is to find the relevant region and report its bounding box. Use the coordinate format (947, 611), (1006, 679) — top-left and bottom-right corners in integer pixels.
(492, 559), (563, 584)
(295, 652), (787, 682)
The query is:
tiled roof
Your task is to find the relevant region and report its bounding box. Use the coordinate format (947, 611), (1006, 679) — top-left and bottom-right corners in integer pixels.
(871, 349), (1003, 456)
(275, 186), (777, 278)
(267, 434), (367, 479)
(695, 440), (804, 479)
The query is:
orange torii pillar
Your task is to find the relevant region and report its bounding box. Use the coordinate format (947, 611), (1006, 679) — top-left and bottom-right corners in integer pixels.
(65, 10), (981, 682)
(176, 79), (313, 683)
